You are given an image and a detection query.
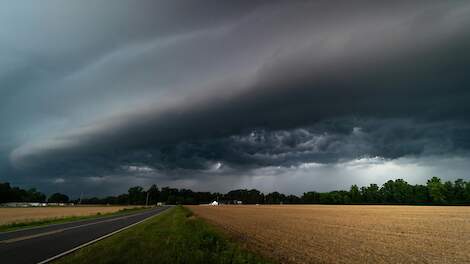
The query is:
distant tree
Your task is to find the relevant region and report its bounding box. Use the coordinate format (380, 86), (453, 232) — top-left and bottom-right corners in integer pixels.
(465, 181), (470, 201)
(285, 195), (301, 204)
(194, 192), (216, 204)
(266, 192), (285, 204)
(167, 195), (177, 205)
(454, 179), (466, 202)
(117, 194), (129, 204)
(0, 182), (46, 203)
(0, 182), (13, 202)
(318, 192), (332, 204)
(443, 181), (455, 203)
(128, 186), (145, 205)
(159, 187), (173, 203)
(380, 179), (413, 203)
(25, 188), (46, 202)
(317, 191), (350, 204)
(392, 179), (413, 203)
(48, 193), (69, 203)
(349, 185), (362, 203)
(147, 184), (160, 205)
(179, 189), (197, 205)
(247, 189), (264, 204)
(381, 180), (396, 203)
(225, 189), (264, 204)
(427, 177), (446, 203)
(301, 191), (320, 204)
(412, 184), (429, 203)
(361, 184), (381, 203)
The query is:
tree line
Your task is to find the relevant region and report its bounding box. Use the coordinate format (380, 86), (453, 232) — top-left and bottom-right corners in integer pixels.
(2, 177), (470, 205)
(0, 182), (70, 203)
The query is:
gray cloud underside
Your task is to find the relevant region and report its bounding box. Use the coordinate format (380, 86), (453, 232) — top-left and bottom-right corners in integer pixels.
(2, 1), (470, 194)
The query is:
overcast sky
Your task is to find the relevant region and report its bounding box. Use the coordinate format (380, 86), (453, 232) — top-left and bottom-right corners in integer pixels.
(1, 1), (470, 197)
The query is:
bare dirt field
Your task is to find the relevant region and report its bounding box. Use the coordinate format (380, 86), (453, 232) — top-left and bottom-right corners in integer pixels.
(0, 206), (136, 225)
(188, 205), (470, 264)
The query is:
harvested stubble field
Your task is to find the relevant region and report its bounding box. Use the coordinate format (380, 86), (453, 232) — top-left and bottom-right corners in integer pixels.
(188, 205), (470, 264)
(0, 206), (136, 225)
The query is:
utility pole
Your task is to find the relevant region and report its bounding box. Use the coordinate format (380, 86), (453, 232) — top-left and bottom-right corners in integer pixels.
(145, 191), (150, 207)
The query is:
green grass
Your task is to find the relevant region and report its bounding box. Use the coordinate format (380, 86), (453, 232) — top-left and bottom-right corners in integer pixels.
(53, 206), (272, 264)
(0, 207), (151, 232)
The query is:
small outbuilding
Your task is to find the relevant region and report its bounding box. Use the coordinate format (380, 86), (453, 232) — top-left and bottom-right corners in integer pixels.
(210, 201), (219, 206)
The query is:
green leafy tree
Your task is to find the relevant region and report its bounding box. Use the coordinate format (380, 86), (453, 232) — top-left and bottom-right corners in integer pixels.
(454, 179), (466, 202)
(361, 184), (381, 203)
(285, 195), (301, 204)
(427, 177), (446, 203)
(0, 182), (13, 202)
(48, 193), (69, 203)
(349, 185), (362, 203)
(443, 181), (455, 203)
(301, 191), (320, 203)
(266, 192), (285, 204)
(380, 179), (413, 203)
(147, 184), (160, 205)
(465, 181), (470, 201)
(26, 188), (46, 202)
(128, 186), (145, 205)
(412, 184), (429, 203)
(392, 179), (413, 203)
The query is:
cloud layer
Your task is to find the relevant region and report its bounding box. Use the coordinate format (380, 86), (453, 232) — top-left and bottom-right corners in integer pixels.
(1, 1), (470, 196)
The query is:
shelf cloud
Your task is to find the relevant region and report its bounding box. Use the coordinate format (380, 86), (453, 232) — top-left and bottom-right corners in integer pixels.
(1, 1), (470, 196)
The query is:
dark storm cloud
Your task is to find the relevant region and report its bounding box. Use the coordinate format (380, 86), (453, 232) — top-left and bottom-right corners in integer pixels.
(2, 1), (470, 195)
(0, 0), (265, 135)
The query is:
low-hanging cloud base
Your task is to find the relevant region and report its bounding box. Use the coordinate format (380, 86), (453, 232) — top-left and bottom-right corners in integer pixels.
(1, 1), (470, 196)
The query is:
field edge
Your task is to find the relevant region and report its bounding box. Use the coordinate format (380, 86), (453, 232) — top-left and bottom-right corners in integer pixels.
(52, 205), (273, 264)
(0, 206), (151, 232)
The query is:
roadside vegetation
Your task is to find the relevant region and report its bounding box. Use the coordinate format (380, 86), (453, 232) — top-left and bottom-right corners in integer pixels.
(0, 207), (150, 232)
(53, 206), (272, 264)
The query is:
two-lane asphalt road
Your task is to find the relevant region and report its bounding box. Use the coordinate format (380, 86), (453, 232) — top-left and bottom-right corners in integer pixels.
(0, 206), (171, 264)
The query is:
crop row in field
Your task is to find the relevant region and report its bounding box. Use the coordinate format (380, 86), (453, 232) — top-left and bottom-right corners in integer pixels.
(188, 205), (470, 264)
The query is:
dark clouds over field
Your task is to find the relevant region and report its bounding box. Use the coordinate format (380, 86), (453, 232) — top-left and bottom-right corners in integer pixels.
(1, 1), (470, 196)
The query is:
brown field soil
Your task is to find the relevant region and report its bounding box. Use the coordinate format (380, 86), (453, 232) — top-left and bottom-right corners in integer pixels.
(187, 205), (470, 264)
(0, 206), (136, 225)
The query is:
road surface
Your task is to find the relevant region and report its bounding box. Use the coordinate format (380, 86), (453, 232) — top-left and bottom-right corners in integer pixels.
(0, 206), (171, 264)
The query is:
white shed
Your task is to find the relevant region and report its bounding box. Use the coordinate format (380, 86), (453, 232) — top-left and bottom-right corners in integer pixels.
(210, 201), (219, 206)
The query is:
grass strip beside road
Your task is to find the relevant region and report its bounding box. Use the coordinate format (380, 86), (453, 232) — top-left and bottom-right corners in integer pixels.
(0, 207), (151, 232)
(53, 206), (272, 264)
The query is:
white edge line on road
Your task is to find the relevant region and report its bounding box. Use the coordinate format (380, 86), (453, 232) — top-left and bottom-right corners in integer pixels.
(0, 207), (154, 235)
(36, 207), (172, 264)
(2, 212), (147, 244)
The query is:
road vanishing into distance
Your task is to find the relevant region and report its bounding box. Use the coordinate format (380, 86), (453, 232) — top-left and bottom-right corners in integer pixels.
(0, 206), (171, 264)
